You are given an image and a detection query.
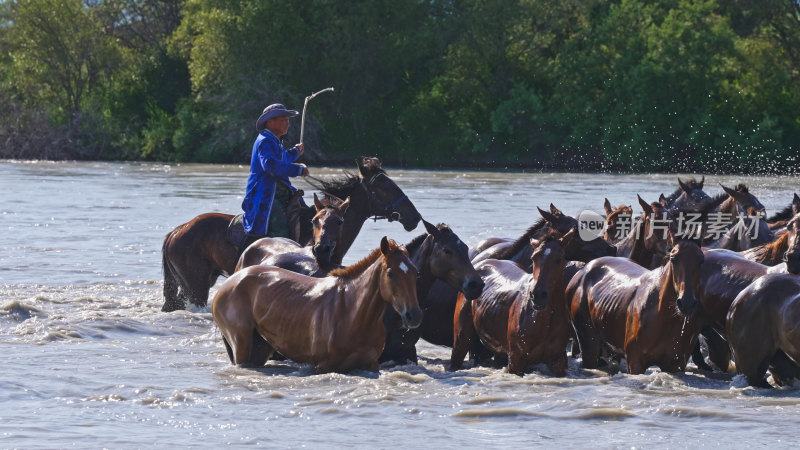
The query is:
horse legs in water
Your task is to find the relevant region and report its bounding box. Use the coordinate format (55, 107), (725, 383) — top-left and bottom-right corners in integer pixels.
(769, 350), (800, 387)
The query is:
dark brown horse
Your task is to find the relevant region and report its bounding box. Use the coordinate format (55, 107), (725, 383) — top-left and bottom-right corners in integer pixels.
(613, 195), (672, 269)
(472, 205), (616, 269)
(162, 157), (422, 312)
(691, 248), (770, 371)
(211, 237), (422, 373)
(727, 273), (800, 387)
(706, 184), (772, 251)
(380, 221), (484, 364)
(469, 204), (577, 259)
(420, 206), (615, 363)
(567, 239), (704, 374)
(451, 231), (574, 375)
(234, 194), (349, 276)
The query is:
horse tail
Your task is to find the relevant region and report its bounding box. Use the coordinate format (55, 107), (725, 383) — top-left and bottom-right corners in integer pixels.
(161, 229), (184, 312)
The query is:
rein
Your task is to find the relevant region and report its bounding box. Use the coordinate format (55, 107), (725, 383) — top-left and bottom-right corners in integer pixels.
(360, 173), (409, 222)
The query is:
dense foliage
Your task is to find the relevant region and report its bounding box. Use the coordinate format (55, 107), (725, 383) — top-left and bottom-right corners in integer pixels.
(1, 0), (798, 172)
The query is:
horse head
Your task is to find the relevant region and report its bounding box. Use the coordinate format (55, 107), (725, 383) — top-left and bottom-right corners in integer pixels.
(603, 199), (633, 242)
(420, 220), (484, 300)
(784, 212), (800, 275)
(664, 237), (704, 317)
(311, 193), (349, 268)
(538, 205), (616, 261)
(358, 157), (422, 231)
(637, 195), (672, 258)
(669, 176), (711, 213)
(528, 229), (573, 310)
(720, 183), (766, 219)
(379, 237), (423, 329)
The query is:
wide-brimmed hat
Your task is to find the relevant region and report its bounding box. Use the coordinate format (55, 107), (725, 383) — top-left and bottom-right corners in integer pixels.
(256, 103), (299, 131)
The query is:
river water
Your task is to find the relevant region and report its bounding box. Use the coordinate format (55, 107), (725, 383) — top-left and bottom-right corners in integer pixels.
(2, 160), (799, 448)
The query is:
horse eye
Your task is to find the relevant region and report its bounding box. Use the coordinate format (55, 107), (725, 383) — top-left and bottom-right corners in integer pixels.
(443, 248), (453, 255)
(387, 271), (394, 279)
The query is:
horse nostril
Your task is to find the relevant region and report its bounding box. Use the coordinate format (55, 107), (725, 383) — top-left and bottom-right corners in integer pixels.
(391, 212), (402, 222)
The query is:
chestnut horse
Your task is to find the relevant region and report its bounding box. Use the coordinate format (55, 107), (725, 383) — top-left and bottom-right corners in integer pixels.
(450, 231), (574, 375)
(603, 199), (632, 244)
(212, 237), (422, 373)
(162, 157), (422, 312)
(727, 273), (800, 387)
(380, 221), (485, 364)
(421, 206), (615, 364)
(613, 195), (672, 269)
(235, 194), (350, 276)
(567, 239), (704, 374)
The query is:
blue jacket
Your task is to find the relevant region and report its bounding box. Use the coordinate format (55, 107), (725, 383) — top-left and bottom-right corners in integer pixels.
(241, 130), (305, 235)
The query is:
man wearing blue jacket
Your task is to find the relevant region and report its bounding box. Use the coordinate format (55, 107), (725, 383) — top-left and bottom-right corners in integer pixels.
(241, 103), (310, 240)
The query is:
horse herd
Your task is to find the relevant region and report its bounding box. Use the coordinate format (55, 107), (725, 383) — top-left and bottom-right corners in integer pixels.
(161, 157), (800, 388)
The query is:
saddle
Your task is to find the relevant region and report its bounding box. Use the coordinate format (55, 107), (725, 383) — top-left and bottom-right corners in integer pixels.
(226, 188), (306, 254)
(226, 214), (250, 254)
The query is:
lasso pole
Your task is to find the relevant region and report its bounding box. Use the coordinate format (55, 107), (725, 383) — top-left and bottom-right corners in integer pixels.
(300, 87), (334, 145)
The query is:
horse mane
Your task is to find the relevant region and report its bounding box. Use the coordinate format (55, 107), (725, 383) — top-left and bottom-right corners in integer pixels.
(405, 223), (454, 255)
(307, 173), (363, 200)
(329, 247), (383, 279)
(751, 232), (789, 264)
(768, 204), (795, 223)
(495, 218), (549, 260)
(734, 183), (749, 193)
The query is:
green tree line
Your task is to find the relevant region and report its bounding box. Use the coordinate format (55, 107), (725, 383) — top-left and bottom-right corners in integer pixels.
(1, 0), (799, 172)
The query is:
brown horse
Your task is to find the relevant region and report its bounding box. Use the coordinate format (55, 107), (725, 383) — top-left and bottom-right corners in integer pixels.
(162, 157), (421, 312)
(691, 248), (770, 371)
(451, 230), (574, 375)
(234, 194), (350, 276)
(727, 273), (800, 387)
(212, 237), (422, 373)
(603, 199), (632, 244)
(469, 204), (577, 259)
(380, 221), (484, 364)
(567, 239), (704, 374)
(613, 195), (672, 269)
(706, 184), (772, 252)
(472, 205), (616, 268)
(420, 206), (615, 362)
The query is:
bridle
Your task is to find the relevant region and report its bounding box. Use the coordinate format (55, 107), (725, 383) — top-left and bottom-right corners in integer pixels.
(361, 172), (410, 222)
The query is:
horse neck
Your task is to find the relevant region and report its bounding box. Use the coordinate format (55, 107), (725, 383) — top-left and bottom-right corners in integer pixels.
(409, 236), (437, 300)
(657, 263), (677, 314)
(332, 185), (371, 263)
(719, 196), (739, 218)
(627, 220), (655, 267)
(343, 259), (390, 334)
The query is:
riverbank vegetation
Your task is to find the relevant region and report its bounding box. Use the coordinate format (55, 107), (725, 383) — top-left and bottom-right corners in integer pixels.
(1, 0), (798, 172)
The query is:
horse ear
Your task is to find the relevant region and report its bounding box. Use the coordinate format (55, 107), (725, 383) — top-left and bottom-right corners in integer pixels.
(720, 183), (743, 202)
(659, 194), (668, 207)
(356, 157), (369, 178)
(699, 175), (705, 189)
(793, 193), (800, 216)
(423, 219), (440, 238)
(529, 238), (540, 248)
(380, 236), (391, 255)
(603, 198), (613, 216)
(538, 206), (558, 224)
(550, 203), (563, 216)
(313, 193), (324, 211)
(637, 194), (651, 215)
(678, 177), (690, 193)
(340, 196), (351, 214)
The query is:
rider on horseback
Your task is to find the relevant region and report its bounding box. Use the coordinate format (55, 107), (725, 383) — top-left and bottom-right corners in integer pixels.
(242, 103), (310, 245)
